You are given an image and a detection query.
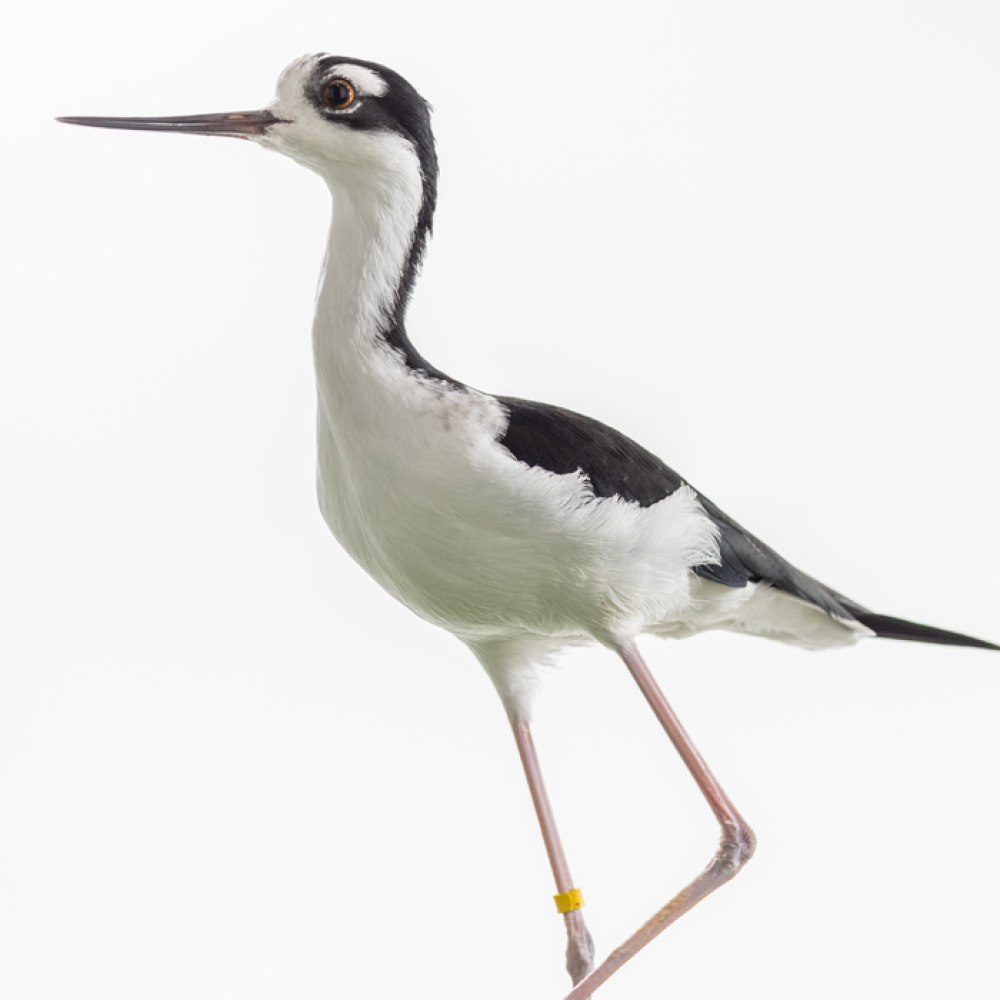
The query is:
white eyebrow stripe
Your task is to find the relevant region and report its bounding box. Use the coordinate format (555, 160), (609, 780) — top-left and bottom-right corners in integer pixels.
(328, 64), (388, 98)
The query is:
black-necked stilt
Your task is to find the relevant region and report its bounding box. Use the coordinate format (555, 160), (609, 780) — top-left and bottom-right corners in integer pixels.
(60, 54), (998, 999)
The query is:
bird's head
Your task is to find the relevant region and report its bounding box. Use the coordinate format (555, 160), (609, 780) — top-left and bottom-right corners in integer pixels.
(60, 55), (440, 325)
(59, 53), (438, 203)
(265, 55), (436, 185)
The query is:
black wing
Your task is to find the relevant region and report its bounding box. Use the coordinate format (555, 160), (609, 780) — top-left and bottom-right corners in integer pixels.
(497, 396), (684, 506)
(497, 396), (998, 651)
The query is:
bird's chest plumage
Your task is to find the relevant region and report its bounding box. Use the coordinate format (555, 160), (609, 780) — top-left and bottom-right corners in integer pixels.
(307, 173), (716, 645)
(313, 364), (565, 636)
(311, 350), (714, 644)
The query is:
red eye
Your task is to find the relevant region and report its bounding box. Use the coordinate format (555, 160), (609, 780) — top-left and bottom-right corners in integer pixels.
(322, 79), (356, 111)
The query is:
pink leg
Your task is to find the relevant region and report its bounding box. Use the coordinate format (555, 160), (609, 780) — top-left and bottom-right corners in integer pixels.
(562, 640), (756, 1000)
(510, 715), (596, 988)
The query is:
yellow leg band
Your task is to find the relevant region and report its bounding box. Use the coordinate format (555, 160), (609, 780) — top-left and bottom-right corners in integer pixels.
(553, 888), (585, 914)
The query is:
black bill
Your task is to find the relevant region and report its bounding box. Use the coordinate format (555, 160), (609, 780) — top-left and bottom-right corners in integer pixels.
(56, 110), (284, 139)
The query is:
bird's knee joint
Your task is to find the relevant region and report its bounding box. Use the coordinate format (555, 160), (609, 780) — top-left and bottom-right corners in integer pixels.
(717, 821), (756, 876)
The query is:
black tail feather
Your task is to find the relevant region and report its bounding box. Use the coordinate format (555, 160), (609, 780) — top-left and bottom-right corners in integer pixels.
(851, 612), (999, 651)
(689, 492), (998, 652)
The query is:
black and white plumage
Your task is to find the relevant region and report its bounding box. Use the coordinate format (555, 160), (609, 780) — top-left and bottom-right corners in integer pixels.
(60, 53), (998, 999)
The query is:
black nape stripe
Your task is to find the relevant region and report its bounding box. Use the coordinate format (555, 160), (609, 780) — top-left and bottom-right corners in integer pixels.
(306, 55), (439, 338)
(383, 324), (464, 389)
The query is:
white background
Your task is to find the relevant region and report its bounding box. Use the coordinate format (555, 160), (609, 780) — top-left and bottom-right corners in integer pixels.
(3, 3), (999, 999)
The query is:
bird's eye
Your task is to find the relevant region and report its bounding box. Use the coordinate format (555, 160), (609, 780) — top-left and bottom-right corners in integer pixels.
(322, 79), (356, 111)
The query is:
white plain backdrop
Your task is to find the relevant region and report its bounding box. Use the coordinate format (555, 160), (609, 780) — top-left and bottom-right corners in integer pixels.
(3, 3), (999, 999)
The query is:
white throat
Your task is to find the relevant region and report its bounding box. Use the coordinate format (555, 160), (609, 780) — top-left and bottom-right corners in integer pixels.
(313, 130), (425, 372)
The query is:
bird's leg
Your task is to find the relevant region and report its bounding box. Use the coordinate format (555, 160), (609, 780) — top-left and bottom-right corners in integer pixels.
(561, 640), (755, 1000)
(510, 714), (596, 988)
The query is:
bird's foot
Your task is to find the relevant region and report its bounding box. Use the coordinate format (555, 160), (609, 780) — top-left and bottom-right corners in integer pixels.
(564, 910), (596, 987)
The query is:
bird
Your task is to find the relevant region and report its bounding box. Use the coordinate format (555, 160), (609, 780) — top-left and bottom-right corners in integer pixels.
(59, 54), (998, 999)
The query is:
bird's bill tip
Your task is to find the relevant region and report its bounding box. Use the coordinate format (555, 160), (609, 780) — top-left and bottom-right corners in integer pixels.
(56, 109), (283, 139)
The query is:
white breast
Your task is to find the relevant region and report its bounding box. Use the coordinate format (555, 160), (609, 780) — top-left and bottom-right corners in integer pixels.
(314, 345), (720, 647)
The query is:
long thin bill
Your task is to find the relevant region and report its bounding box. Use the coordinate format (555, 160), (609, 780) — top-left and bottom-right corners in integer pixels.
(56, 110), (283, 139)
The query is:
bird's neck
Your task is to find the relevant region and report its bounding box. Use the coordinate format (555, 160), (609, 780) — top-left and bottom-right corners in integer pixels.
(312, 151), (446, 406)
